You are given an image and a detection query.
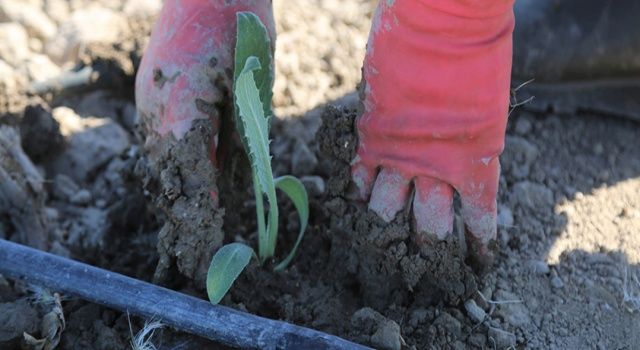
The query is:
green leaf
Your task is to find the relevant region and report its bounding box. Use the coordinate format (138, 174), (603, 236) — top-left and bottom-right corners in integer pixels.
(273, 176), (309, 271)
(234, 57), (279, 261)
(234, 11), (274, 150)
(206, 243), (253, 304)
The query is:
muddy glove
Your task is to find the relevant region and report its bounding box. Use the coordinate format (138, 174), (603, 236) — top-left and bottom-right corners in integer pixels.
(353, 0), (515, 265)
(135, 0), (274, 282)
(136, 0), (274, 207)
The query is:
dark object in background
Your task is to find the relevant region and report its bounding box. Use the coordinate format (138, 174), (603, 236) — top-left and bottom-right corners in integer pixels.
(512, 0), (640, 120)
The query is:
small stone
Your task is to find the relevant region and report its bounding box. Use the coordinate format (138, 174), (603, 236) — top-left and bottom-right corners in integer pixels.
(468, 333), (487, 348)
(550, 276), (564, 289)
(19, 53), (61, 82)
(28, 37), (42, 52)
(488, 327), (516, 349)
(465, 299), (486, 324)
(43, 0), (70, 24)
(300, 175), (325, 196)
(510, 181), (554, 210)
(44, 207), (59, 221)
(66, 207), (108, 249)
(408, 308), (430, 328)
(123, 0), (162, 19)
(528, 260), (550, 275)
(514, 117), (533, 135)
(71, 189), (92, 205)
(45, 6), (128, 64)
(351, 307), (383, 333)
(0, 23), (30, 67)
(469, 333), (487, 349)
(291, 140), (318, 175)
(494, 290), (531, 327)
(371, 320), (402, 350)
(48, 108), (130, 182)
(433, 312), (462, 339)
(0, 0), (57, 40)
(497, 205), (514, 228)
(503, 136), (539, 179)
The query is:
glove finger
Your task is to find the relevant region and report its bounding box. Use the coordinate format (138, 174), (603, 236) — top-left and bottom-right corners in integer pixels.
(369, 168), (411, 222)
(350, 156), (377, 201)
(459, 157), (500, 267)
(413, 176), (454, 244)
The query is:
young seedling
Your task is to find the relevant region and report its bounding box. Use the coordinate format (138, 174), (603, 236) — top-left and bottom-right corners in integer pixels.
(206, 12), (309, 304)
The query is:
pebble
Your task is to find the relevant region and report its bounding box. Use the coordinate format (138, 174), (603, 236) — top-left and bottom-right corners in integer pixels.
(44, 207), (59, 221)
(371, 320), (402, 350)
(45, 6), (128, 64)
(0, 0), (57, 40)
(497, 205), (514, 228)
(528, 260), (550, 275)
(43, 0), (70, 24)
(510, 181), (554, 210)
(0, 23), (30, 67)
(49, 109), (130, 182)
(19, 54), (61, 82)
(300, 175), (325, 196)
(551, 276), (564, 289)
(494, 290), (531, 328)
(468, 333), (487, 348)
(488, 327), (516, 349)
(504, 136), (539, 179)
(123, 0), (162, 19)
(71, 189), (92, 206)
(433, 312), (462, 339)
(464, 299), (486, 324)
(408, 308), (430, 328)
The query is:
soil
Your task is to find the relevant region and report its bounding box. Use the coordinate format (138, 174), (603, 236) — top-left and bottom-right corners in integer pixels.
(1, 1), (640, 350)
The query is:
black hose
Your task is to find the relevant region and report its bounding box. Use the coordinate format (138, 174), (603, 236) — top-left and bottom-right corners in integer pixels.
(0, 239), (371, 350)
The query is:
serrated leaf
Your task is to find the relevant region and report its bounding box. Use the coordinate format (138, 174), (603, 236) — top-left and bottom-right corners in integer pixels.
(206, 243), (253, 304)
(234, 58), (279, 260)
(234, 58), (272, 193)
(273, 175), (309, 271)
(234, 11), (274, 151)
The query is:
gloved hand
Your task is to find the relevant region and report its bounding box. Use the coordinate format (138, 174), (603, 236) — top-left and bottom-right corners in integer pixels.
(135, 0), (274, 282)
(353, 0), (515, 265)
(136, 0), (275, 207)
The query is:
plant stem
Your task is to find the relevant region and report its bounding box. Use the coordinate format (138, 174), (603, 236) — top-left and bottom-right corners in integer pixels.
(266, 186), (278, 258)
(253, 171), (268, 262)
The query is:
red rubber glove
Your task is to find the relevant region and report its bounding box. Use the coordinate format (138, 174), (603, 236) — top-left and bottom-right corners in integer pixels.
(136, 0), (274, 207)
(353, 0), (515, 263)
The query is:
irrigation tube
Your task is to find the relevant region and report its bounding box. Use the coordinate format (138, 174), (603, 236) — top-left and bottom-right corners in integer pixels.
(0, 239), (371, 350)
